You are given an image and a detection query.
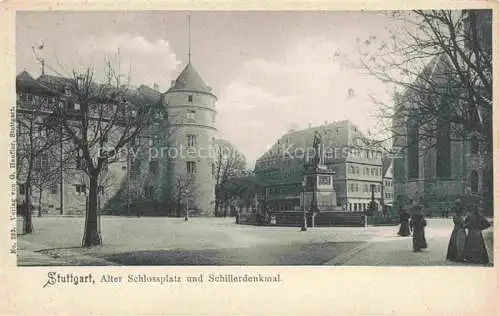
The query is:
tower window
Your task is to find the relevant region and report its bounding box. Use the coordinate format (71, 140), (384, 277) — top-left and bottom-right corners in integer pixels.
(188, 95), (193, 102)
(186, 110), (196, 120)
(187, 161), (196, 175)
(187, 134), (196, 147)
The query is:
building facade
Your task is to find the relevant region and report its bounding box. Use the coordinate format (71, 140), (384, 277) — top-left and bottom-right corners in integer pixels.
(16, 62), (218, 216)
(254, 120), (384, 212)
(381, 158), (394, 209)
(392, 62), (490, 214)
(163, 63), (217, 215)
(392, 10), (492, 215)
(16, 71), (129, 216)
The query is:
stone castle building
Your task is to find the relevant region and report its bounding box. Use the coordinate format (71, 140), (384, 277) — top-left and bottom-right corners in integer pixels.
(16, 61), (218, 216)
(162, 62), (217, 215)
(16, 70), (130, 215)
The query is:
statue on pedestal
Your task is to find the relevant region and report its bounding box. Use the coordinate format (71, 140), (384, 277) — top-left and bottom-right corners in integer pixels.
(312, 131), (322, 168)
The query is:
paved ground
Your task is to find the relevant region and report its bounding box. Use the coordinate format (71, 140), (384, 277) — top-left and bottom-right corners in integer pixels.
(16, 216), (494, 266)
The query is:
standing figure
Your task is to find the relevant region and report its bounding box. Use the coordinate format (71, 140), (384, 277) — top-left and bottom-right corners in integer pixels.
(410, 205), (427, 252)
(463, 204), (491, 264)
(446, 207), (467, 262)
(451, 199), (464, 218)
(397, 207), (411, 236)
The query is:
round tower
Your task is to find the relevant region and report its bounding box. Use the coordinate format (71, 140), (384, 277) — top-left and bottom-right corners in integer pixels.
(164, 63), (217, 216)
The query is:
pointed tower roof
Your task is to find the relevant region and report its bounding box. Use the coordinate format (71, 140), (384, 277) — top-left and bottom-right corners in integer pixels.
(167, 63), (215, 96)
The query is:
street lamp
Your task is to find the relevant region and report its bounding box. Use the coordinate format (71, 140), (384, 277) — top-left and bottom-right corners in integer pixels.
(301, 179), (307, 231)
(184, 191), (189, 221)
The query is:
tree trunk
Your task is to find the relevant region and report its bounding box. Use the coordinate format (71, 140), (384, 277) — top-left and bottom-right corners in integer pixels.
(23, 184), (33, 234)
(176, 197), (181, 217)
(37, 188), (43, 217)
(214, 198), (220, 217)
(82, 173), (102, 247)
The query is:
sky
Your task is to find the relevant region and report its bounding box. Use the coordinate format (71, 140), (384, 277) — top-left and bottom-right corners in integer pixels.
(17, 11), (400, 168)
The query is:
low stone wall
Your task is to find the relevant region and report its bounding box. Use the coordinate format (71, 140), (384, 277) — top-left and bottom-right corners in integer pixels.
(311, 212), (367, 227)
(238, 211), (367, 227)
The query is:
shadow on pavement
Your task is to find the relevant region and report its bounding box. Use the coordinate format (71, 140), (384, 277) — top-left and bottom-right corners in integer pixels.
(94, 242), (366, 266)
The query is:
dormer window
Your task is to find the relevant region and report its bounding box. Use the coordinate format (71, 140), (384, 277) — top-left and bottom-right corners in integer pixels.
(188, 95), (193, 102)
(65, 87), (71, 96)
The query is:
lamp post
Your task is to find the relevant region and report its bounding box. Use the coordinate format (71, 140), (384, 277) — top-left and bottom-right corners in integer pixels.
(185, 197), (189, 221)
(301, 179), (307, 231)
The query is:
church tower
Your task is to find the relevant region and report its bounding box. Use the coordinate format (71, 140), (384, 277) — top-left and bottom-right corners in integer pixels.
(163, 62), (217, 215)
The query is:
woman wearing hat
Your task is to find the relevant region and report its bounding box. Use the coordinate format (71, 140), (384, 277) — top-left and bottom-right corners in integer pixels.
(410, 205), (427, 252)
(446, 200), (467, 262)
(397, 207), (411, 237)
(463, 204), (491, 264)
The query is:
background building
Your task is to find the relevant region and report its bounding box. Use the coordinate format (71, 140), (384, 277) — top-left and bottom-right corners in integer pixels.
(254, 120), (384, 212)
(381, 157), (394, 210)
(16, 70), (129, 215)
(16, 61), (218, 216)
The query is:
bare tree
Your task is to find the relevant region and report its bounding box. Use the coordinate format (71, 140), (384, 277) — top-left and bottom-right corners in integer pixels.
(16, 85), (74, 233)
(345, 10), (492, 211)
(31, 149), (61, 217)
(33, 59), (165, 246)
(348, 10), (492, 154)
(214, 140), (247, 217)
(171, 175), (199, 219)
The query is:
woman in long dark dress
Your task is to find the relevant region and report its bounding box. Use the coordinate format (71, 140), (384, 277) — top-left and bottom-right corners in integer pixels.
(410, 206), (427, 252)
(397, 208), (411, 236)
(446, 207), (467, 262)
(463, 204), (491, 264)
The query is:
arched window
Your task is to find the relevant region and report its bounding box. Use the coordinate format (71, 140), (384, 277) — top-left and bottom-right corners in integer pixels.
(470, 170), (479, 193)
(470, 135), (479, 154)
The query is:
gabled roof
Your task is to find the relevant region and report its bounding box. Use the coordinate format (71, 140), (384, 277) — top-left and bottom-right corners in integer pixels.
(382, 156), (392, 175)
(256, 120), (369, 163)
(167, 63), (214, 96)
(17, 70), (35, 82)
(37, 74), (72, 87)
(16, 71), (42, 91)
(137, 84), (162, 100)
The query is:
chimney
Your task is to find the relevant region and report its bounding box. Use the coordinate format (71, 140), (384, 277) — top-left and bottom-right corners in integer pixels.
(171, 80), (176, 87)
(153, 83), (159, 91)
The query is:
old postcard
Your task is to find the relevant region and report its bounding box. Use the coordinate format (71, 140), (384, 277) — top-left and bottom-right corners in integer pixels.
(0, 1), (498, 315)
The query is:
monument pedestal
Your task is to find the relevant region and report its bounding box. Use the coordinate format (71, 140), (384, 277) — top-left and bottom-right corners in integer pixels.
(301, 164), (337, 227)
